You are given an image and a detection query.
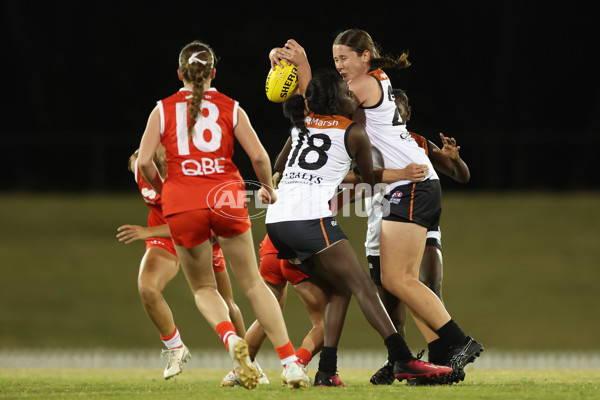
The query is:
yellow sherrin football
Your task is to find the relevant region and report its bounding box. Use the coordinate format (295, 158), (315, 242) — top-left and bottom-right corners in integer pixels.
(265, 60), (299, 103)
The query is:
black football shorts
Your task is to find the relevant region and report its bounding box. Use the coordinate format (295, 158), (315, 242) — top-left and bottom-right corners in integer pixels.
(383, 179), (442, 231)
(266, 216), (347, 263)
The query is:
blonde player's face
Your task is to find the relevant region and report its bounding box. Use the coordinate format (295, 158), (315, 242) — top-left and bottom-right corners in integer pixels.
(332, 44), (370, 82)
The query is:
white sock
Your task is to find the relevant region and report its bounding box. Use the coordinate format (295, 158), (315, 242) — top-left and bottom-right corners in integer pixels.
(226, 334), (241, 352)
(161, 327), (184, 349)
(281, 355), (298, 367)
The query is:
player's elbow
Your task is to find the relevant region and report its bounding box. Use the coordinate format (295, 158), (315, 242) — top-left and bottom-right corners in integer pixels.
(138, 159), (153, 175)
(457, 170), (471, 184)
(250, 149), (271, 168)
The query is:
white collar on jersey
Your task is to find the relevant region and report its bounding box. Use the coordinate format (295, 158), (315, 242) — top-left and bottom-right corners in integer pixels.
(178, 87), (216, 93)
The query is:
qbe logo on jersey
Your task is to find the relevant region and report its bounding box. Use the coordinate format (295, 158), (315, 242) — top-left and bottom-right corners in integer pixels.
(206, 180), (272, 220)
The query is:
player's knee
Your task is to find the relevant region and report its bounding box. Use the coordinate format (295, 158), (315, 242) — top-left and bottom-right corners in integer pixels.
(137, 282), (161, 304)
(381, 270), (411, 290)
(239, 277), (268, 300)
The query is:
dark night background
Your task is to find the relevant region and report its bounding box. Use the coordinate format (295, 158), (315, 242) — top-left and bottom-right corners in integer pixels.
(2, 2), (598, 192)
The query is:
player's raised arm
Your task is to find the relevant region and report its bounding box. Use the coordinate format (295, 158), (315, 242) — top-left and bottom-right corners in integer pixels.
(269, 39), (311, 95)
(428, 133), (470, 183)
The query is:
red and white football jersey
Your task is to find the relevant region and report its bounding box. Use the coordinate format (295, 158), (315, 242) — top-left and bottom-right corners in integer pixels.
(157, 87), (245, 217)
(134, 161), (167, 228)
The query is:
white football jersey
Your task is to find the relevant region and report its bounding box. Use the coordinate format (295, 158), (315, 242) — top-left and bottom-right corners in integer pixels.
(360, 69), (438, 192)
(266, 113), (355, 223)
(364, 192), (384, 256)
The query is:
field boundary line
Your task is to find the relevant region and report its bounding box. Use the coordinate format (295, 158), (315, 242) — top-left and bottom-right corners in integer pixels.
(1, 349), (600, 369)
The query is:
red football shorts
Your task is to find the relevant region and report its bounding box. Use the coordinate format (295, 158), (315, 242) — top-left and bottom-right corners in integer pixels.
(145, 235), (225, 273)
(145, 237), (177, 256)
(259, 251), (308, 286)
(212, 242), (226, 273)
(167, 208), (251, 249)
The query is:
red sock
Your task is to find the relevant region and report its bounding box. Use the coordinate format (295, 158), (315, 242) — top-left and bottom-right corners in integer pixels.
(295, 347), (312, 367)
(215, 321), (236, 350)
(275, 341), (297, 366)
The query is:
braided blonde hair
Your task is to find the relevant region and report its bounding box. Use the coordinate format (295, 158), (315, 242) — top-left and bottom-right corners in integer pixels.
(178, 41), (217, 139)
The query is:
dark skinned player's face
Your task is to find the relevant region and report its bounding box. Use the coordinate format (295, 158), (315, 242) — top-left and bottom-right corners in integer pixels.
(337, 81), (357, 116)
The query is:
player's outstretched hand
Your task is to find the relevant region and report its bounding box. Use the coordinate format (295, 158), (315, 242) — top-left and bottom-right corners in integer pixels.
(116, 224), (150, 244)
(432, 132), (461, 160)
(269, 39), (307, 70)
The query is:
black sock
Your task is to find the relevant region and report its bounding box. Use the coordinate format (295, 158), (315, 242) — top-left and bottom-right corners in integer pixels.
(427, 338), (446, 362)
(318, 346), (338, 375)
(435, 319), (467, 347)
(428, 338), (446, 354)
(384, 332), (413, 363)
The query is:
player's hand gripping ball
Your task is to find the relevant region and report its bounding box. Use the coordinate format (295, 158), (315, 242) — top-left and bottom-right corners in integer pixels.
(265, 61), (299, 103)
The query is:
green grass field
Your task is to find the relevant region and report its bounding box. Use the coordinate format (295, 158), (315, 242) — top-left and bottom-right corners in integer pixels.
(1, 191), (599, 352)
(1, 368), (599, 399)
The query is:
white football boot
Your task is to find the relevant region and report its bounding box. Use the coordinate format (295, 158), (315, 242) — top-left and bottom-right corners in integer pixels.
(222, 360), (269, 386)
(221, 369), (240, 387)
(227, 335), (259, 390)
(254, 360), (270, 384)
(281, 361), (310, 389)
(161, 345), (191, 379)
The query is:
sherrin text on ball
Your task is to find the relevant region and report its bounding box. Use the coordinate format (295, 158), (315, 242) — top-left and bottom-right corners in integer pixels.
(265, 61), (299, 103)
